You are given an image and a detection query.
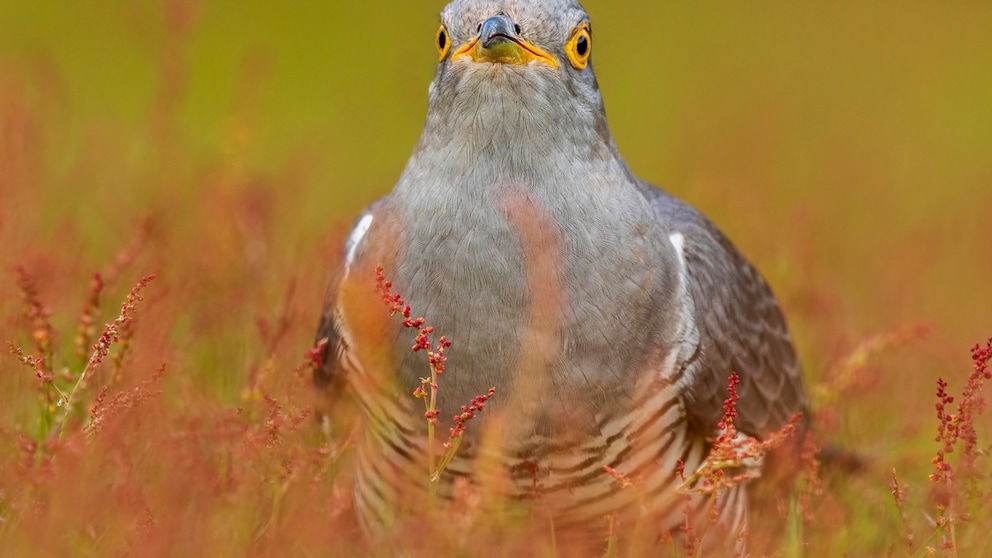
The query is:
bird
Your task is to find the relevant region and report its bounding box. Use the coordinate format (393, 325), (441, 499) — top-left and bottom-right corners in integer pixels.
(314, 0), (806, 554)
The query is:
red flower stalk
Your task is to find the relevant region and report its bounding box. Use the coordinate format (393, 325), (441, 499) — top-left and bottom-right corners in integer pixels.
(717, 372), (741, 434)
(51, 274), (158, 440)
(294, 338), (328, 380)
(376, 265), (491, 486)
(74, 273), (105, 361)
(14, 266), (56, 374)
(680, 372), (802, 495)
(84, 363), (167, 438)
(958, 340), (992, 471)
(445, 387), (496, 448)
(926, 338), (992, 556)
(89, 274), (156, 370)
(7, 342), (53, 385)
(603, 464), (634, 489)
(929, 338), (992, 505)
(798, 430), (822, 522)
(930, 377), (956, 485)
(889, 468), (915, 552)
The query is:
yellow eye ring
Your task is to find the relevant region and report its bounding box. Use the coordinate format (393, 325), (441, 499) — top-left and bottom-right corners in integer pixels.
(565, 25), (591, 69)
(436, 24), (451, 60)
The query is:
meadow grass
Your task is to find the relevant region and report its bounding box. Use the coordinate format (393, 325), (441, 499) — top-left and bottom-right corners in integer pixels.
(1, 1), (991, 555)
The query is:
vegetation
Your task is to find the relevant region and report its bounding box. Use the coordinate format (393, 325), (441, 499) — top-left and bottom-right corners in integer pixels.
(1, 1), (990, 555)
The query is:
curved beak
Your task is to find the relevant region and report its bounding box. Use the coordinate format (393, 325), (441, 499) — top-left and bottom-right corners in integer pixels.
(453, 14), (558, 68)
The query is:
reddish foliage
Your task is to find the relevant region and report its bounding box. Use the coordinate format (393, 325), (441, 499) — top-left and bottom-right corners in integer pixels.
(73, 273), (104, 361)
(85, 363), (167, 437)
(682, 373), (803, 496)
(445, 387), (495, 448)
(375, 265), (494, 483)
(14, 265), (56, 376)
(88, 274), (156, 369)
(930, 339), (991, 487)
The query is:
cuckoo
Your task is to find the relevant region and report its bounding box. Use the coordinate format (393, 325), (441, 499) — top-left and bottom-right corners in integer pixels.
(315, 0), (806, 552)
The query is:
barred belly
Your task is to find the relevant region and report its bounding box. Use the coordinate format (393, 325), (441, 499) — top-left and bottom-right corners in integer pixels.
(349, 374), (748, 553)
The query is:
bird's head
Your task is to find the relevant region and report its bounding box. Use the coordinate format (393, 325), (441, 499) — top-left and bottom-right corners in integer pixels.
(424, 0), (612, 166)
(438, 0), (592, 74)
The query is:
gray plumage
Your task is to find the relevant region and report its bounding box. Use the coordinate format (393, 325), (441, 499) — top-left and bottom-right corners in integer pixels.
(315, 0), (805, 551)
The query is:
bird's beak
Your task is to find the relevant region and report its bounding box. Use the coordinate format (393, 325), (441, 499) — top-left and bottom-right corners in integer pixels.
(453, 14), (558, 68)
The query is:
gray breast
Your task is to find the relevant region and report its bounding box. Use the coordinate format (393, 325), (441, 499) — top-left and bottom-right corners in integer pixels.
(386, 154), (683, 446)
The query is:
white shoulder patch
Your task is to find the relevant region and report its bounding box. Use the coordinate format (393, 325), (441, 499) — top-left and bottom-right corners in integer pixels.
(344, 213), (374, 273)
(659, 231), (700, 387)
(669, 232), (686, 267)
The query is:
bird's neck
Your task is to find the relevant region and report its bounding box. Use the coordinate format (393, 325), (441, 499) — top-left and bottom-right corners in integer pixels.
(408, 67), (618, 181)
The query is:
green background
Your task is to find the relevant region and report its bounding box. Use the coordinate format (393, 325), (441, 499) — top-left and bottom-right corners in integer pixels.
(3, 1), (990, 331)
(2, 0), (991, 375)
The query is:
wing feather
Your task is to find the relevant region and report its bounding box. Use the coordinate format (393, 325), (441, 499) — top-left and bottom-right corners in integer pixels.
(640, 181), (806, 438)
(313, 206), (380, 397)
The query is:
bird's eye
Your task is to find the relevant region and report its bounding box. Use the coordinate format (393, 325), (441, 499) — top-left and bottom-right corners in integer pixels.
(565, 25), (591, 69)
(436, 24), (451, 60)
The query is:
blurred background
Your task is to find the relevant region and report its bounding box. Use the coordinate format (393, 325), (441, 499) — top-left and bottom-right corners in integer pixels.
(1, 0), (990, 553)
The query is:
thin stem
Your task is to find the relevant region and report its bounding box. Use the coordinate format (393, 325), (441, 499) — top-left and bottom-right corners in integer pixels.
(57, 362), (95, 440)
(433, 435), (462, 483)
(909, 528), (941, 558)
(428, 360), (439, 475)
(427, 420), (436, 475)
(949, 515), (959, 558)
(425, 358), (441, 508)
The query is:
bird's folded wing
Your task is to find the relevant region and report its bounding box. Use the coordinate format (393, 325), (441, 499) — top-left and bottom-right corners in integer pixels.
(313, 205), (381, 395)
(642, 182), (806, 439)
